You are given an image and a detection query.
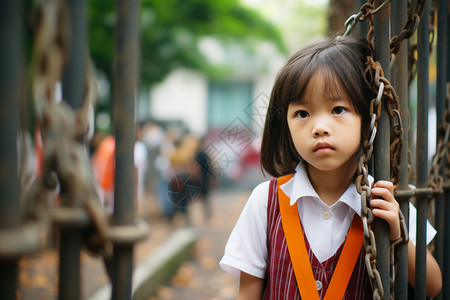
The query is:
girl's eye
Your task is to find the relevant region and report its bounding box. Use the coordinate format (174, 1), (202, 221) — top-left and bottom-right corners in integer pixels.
(296, 110), (310, 119)
(332, 106), (347, 115)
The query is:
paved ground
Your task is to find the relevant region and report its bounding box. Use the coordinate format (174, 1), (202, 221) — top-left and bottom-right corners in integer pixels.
(146, 189), (250, 300)
(17, 187), (251, 299)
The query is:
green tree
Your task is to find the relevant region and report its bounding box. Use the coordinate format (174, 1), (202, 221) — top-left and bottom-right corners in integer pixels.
(88, 0), (286, 88)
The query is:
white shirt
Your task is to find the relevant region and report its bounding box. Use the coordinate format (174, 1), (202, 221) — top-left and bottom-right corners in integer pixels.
(219, 162), (436, 278)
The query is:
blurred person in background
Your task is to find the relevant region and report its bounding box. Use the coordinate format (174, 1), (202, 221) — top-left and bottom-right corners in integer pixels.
(168, 134), (200, 223)
(135, 123), (148, 207)
(193, 137), (212, 222)
(90, 126), (149, 213)
(91, 134), (115, 212)
(155, 126), (178, 220)
(141, 121), (165, 192)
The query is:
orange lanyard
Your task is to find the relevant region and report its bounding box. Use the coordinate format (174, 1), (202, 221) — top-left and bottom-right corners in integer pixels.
(277, 174), (363, 300)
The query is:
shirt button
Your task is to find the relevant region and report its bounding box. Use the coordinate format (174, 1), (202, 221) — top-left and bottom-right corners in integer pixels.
(322, 210), (331, 219)
(315, 280), (323, 291)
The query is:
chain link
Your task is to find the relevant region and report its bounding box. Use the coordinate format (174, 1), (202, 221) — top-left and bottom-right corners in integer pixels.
(389, 0), (428, 57)
(343, 2), (375, 37)
(360, 55), (407, 300)
(24, 0), (148, 263)
(356, 56), (384, 298)
(428, 96), (450, 195)
(355, 66), (385, 299)
(407, 5), (436, 84)
(343, 0), (443, 296)
(344, 0), (430, 82)
(344, 0), (413, 298)
(447, 84), (450, 181)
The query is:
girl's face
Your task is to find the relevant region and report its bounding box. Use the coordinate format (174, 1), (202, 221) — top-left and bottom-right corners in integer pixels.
(286, 71), (362, 174)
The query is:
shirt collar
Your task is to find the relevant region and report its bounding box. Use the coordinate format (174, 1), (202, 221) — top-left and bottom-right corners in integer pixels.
(279, 162), (369, 217)
(279, 162), (319, 206)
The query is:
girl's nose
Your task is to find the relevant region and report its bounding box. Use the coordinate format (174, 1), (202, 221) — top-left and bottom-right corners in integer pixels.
(312, 119), (331, 137)
(313, 127), (330, 136)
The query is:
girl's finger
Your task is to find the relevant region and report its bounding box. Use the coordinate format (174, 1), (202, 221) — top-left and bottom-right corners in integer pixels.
(371, 187), (397, 204)
(370, 198), (398, 212)
(373, 180), (394, 194)
(371, 208), (401, 241)
(370, 208), (398, 222)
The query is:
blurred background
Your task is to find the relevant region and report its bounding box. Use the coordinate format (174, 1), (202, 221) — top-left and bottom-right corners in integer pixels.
(89, 0), (332, 190)
(85, 3), (330, 298)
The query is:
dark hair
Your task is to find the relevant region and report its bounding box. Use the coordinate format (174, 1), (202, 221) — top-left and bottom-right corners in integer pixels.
(260, 35), (373, 177)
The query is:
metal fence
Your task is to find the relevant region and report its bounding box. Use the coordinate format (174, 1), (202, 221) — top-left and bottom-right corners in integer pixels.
(347, 0), (449, 299)
(0, 0), (147, 299)
(0, 0), (448, 299)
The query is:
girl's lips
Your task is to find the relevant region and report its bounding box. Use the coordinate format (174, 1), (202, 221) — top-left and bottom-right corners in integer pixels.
(313, 142), (334, 152)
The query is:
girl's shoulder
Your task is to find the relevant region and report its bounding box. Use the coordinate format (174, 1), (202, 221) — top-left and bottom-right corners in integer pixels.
(250, 179), (272, 199)
(244, 179), (272, 210)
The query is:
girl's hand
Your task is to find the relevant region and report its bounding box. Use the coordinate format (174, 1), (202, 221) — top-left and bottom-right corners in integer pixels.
(370, 180), (401, 242)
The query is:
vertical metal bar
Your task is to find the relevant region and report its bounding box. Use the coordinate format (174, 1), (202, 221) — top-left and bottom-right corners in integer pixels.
(357, 4), (371, 207)
(415, 1), (430, 299)
(373, 1), (391, 298)
(58, 231), (82, 300)
(59, 1), (87, 299)
(0, 0), (21, 232)
(444, 183), (450, 298)
(392, 0), (409, 297)
(62, 0), (87, 110)
(444, 195), (450, 300)
(434, 0), (448, 299)
(0, 0), (21, 298)
(111, 0), (139, 298)
(356, 0), (369, 38)
(443, 8), (450, 300)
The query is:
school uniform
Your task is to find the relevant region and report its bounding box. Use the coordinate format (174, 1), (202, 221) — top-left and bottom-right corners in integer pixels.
(220, 162), (436, 298)
(264, 175), (371, 299)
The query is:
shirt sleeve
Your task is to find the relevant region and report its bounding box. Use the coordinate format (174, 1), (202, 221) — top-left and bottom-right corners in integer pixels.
(219, 180), (270, 278)
(408, 202), (437, 246)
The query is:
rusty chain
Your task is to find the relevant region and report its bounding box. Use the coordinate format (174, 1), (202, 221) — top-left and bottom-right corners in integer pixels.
(29, 0), (104, 252)
(355, 67), (384, 299)
(356, 56), (408, 300)
(447, 90), (450, 184)
(360, 56), (405, 186)
(406, 4), (435, 84)
(21, 0), (148, 264)
(447, 84), (450, 182)
(345, 0), (449, 298)
(343, 0), (391, 38)
(428, 91), (450, 196)
(344, 0), (432, 83)
(1, 0), (71, 259)
(390, 0), (428, 57)
(345, 0), (412, 299)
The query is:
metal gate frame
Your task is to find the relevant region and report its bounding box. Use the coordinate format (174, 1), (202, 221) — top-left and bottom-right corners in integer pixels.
(0, 0), (147, 299)
(355, 0), (449, 299)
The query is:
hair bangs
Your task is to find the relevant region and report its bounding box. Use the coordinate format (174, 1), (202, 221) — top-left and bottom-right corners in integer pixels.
(318, 68), (344, 101)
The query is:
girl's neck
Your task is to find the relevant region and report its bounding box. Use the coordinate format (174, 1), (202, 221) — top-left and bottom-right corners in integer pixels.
(305, 161), (357, 206)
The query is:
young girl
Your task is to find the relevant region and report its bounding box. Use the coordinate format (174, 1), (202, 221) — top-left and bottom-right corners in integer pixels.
(219, 36), (442, 299)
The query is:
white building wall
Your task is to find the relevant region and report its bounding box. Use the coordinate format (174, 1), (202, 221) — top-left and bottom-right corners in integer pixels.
(249, 55), (285, 136)
(150, 69), (208, 136)
(149, 51), (283, 138)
